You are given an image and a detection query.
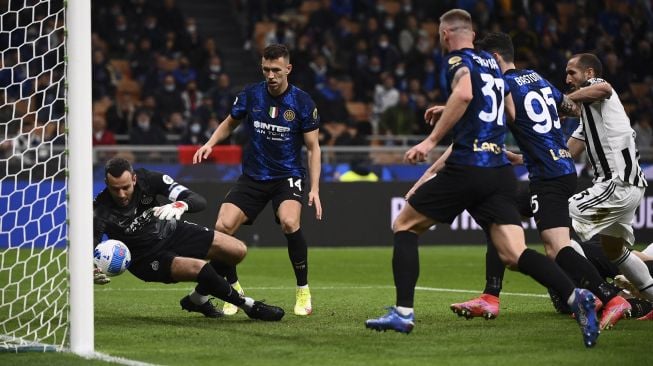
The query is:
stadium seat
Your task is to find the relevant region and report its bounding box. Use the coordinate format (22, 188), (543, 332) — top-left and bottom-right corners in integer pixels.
(346, 102), (371, 122)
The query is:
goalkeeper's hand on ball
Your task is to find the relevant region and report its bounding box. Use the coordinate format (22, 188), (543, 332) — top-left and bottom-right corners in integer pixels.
(93, 267), (111, 285)
(153, 201), (189, 220)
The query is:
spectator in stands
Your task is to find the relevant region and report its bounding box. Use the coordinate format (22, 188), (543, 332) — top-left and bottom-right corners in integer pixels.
(398, 15), (420, 55)
(634, 115), (653, 154)
(208, 73), (235, 120)
(372, 72), (400, 130)
(106, 14), (132, 57)
(200, 55), (224, 91)
(510, 15), (538, 60)
(379, 92), (418, 138)
(535, 33), (566, 90)
(162, 31), (183, 60)
(315, 76), (349, 125)
(181, 80), (203, 119)
(264, 21), (296, 48)
(374, 33), (401, 70)
(130, 38), (158, 90)
(106, 92), (137, 135)
(181, 118), (208, 146)
(140, 95), (165, 130)
(155, 74), (185, 121)
(308, 54), (329, 90)
(158, 0), (185, 34)
(129, 109), (168, 145)
(139, 14), (164, 51)
(165, 112), (187, 136)
(603, 52), (631, 100)
(172, 56), (198, 89)
(180, 17), (204, 62)
(354, 55), (382, 102)
(630, 39), (653, 81)
(93, 115), (117, 146)
(193, 95), (218, 125)
(92, 49), (116, 101)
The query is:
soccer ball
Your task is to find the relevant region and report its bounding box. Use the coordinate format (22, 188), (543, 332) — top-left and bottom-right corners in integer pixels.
(94, 239), (131, 276)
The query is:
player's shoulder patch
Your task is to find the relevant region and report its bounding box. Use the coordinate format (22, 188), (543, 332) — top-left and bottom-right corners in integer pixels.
(312, 107), (319, 120)
(448, 55), (462, 65)
(447, 54), (465, 72)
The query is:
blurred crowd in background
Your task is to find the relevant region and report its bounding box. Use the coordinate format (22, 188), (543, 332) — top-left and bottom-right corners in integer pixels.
(3, 0), (653, 165)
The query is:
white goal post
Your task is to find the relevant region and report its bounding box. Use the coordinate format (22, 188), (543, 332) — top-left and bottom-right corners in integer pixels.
(0, 0), (93, 355)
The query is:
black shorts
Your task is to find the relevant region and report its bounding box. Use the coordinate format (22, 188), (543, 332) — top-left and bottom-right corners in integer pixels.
(528, 173), (577, 232)
(128, 221), (214, 284)
(223, 174), (304, 225)
(408, 164), (521, 227)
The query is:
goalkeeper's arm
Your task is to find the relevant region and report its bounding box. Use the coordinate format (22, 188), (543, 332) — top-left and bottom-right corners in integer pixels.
(153, 190), (207, 221)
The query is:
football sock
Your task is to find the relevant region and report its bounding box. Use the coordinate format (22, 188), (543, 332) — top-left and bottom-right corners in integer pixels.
(613, 248), (653, 301)
(396, 306), (414, 316)
(555, 246), (619, 303)
(188, 290), (209, 305)
(645, 261), (653, 276)
(517, 248), (575, 302)
(393, 231), (419, 308)
(627, 297), (653, 318)
(209, 260), (238, 284)
(195, 263), (245, 306)
(285, 229), (308, 286)
(483, 239), (505, 297)
(642, 243), (653, 257)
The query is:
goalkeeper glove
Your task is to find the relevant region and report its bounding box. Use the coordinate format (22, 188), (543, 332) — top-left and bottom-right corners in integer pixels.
(153, 201), (189, 221)
(94, 267), (111, 285)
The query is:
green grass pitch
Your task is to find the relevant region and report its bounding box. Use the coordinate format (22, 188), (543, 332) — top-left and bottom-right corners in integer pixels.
(7, 245), (652, 365)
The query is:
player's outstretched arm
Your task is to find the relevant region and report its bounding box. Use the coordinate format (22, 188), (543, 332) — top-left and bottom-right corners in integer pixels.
(304, 129), (322, 220)
(424, 105), (445, 126)
(567, 136), (586, 160)
(405, 144), (452, 200)
(558, 95), (581, 117)
(405, 67), (472, 164)
(567, 80), (612, 104)
(193, 115), (241, 163)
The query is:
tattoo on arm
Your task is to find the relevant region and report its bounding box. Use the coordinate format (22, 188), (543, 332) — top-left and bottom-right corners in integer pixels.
(559, 95), (579, 116)
(452, 67), (470, 89)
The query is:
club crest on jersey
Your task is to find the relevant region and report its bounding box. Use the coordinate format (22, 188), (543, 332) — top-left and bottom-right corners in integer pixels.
(269, 106), (278, 118)
(283, 110), (295, 121)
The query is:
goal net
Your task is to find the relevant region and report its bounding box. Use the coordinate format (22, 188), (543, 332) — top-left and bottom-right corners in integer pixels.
(0, 0), (73, 352)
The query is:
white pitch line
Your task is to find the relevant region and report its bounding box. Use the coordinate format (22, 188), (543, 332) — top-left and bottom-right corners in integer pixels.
(86, 352), (162, 366)
(97, 285), (549, 298)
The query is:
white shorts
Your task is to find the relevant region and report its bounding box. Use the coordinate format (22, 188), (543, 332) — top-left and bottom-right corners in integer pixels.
(569, 179), (644, 245)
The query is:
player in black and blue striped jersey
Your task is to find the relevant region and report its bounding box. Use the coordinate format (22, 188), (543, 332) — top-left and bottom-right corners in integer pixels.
(365, 10), (599, 347)
(450, 32), (632, 330)
(194, 44), (321, 317)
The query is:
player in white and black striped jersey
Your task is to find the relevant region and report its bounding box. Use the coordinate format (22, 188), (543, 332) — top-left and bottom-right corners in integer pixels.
(565, 53), (653, 301)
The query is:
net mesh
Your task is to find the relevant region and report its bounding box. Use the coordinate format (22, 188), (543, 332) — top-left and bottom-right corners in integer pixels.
(0, 0), (68, 352)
